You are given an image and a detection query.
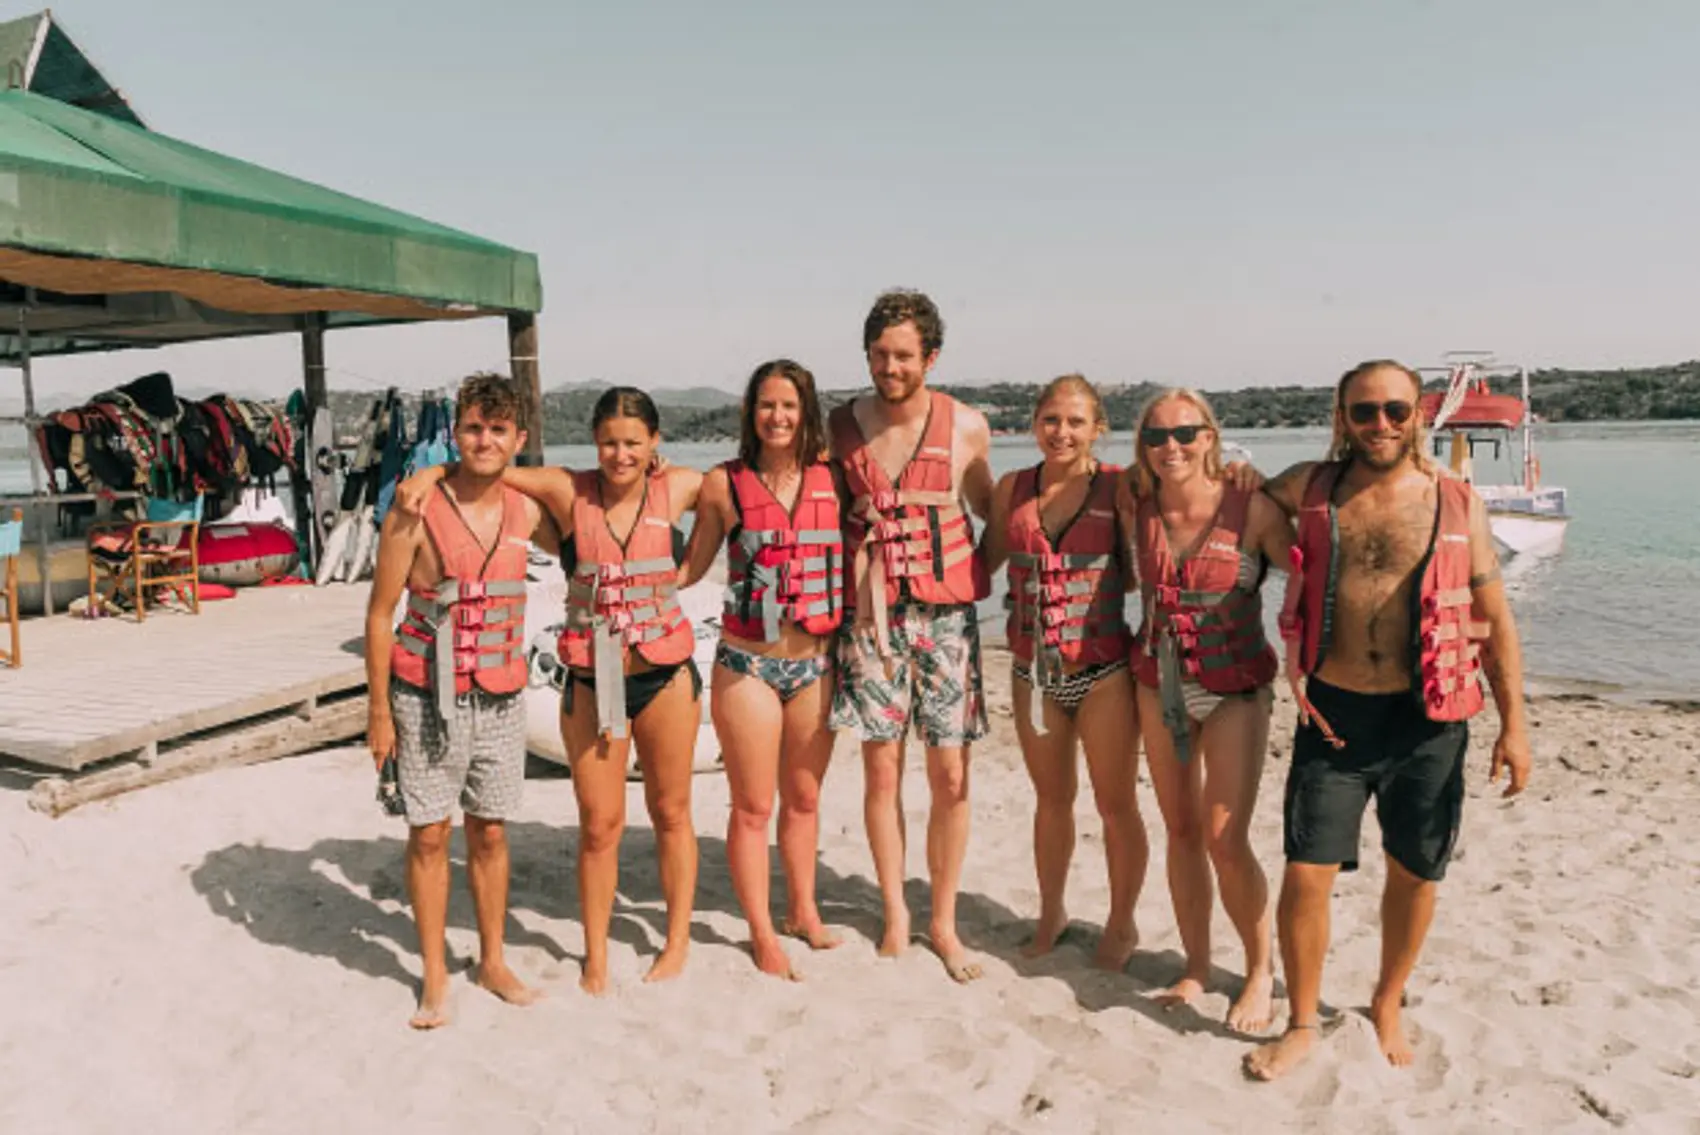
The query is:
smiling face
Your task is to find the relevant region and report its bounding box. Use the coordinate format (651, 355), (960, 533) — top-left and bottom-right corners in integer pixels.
(1135, 391), (1224, 493)
(865, 321), (937, 405)
(1340, 363), (1420, 471)
(594, 414), (658, 488)
(752, 374), (802, 459)
(1033, 389), (1103, 467)
(454, 405), (524, 479)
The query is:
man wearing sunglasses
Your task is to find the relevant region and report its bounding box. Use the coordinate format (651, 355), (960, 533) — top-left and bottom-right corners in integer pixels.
(1245, 359), (1531, 1081)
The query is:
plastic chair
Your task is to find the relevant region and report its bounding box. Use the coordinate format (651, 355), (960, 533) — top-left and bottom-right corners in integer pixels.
(86, 496), (204, 622)
(0, 508), (20, 666)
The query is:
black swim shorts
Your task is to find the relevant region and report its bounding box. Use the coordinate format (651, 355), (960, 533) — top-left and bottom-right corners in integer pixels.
(1282, 677), (1468, 882)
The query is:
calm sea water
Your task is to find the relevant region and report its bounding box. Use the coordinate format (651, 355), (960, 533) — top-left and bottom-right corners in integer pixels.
(5, 421), (1696, 698)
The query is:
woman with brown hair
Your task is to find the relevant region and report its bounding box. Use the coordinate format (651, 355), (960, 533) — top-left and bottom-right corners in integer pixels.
(982, 374), (1149, 969)
(1130, 387), (1294, 1034)
(680, 359), (844, 979)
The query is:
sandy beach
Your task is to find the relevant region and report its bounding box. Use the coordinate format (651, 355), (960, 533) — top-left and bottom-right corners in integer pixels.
(2, 649), (1696, 1134)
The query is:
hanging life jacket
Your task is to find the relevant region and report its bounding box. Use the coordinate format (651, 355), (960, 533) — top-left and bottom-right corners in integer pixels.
(558, 471), (694, 738)
(830, 391), (987, 661)
(1005, 464), (1129, 728)
(1133, 485), (1277, 760)
(721, 460), (844, 642)
(1289, 461), (1486, 724)
(391, 485), (532, 720)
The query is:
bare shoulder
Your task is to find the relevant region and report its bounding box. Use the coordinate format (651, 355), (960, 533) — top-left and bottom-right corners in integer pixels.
(1262, 460), (1320, 514)
(953, 399), (992, 451)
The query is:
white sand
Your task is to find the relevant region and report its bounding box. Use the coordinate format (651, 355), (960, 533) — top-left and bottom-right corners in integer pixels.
(2, 654), (1697, 1133)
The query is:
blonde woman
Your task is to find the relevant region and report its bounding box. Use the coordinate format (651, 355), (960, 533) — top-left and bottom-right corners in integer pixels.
(982, 375), (1148, 969)
(1130, 388), (1294, 1034)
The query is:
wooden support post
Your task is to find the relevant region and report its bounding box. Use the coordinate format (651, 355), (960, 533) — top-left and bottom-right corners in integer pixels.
(508, 312), (544, 466)
(17, 299), (53, 615)
(301, 312), (328, 414)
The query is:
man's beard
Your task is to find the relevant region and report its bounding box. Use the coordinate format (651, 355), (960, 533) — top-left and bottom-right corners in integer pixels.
(1348, 430), (1414, 470)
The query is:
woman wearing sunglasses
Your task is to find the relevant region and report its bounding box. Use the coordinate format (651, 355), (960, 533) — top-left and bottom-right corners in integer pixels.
(981, 374), (1149, 969)
(1130, 388), (1294, 1035)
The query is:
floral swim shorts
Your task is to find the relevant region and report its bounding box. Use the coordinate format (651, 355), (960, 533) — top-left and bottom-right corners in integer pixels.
(830, 601), (989, 747)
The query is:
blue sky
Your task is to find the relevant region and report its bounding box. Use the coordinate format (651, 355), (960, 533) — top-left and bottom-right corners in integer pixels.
(19, 0), (1700, 400)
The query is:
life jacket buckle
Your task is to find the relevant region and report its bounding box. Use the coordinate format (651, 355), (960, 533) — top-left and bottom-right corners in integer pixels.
(868, 490), (900, 514)
(453, 604), (485, 628)
(1155, 584), (1182, 607)
(458, 580), (487, 602)
(1169, 612), (1197, 633)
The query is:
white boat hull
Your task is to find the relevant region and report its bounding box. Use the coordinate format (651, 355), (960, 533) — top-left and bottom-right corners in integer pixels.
(1488, 511), (1568, 560)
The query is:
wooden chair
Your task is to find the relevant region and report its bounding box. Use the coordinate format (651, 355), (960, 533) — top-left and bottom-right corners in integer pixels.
(0, 508), (20, 666)
(86, 496), (203, 622)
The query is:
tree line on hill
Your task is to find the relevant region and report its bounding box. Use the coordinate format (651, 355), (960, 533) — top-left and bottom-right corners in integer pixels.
(319, 361), (1700, 446)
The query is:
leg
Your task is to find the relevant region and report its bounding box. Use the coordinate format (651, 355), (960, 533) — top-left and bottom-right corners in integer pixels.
(776, 663), (840, 950)
(463, 815), (541, 1006)
(711, 659), (794, 978)
(862, 738), (911, 956)
(925, 741), (981, 982)
(564, 690), (630, 995)
(1076, 668), (1148, 971)
(405, 819), (454, 1028)
(1138, 682), (1211, 1006)
(1199, 691), (1276, 1034)
(630, 666), (702, 983)
(1245, 861), (1337, 1079)
(1370, 856), (1437, 1067)
(1012, 669), (1081, 958)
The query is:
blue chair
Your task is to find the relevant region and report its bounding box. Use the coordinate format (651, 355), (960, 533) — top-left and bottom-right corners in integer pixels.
(86, 496), (204, 622)
(0, 507), (19, 665)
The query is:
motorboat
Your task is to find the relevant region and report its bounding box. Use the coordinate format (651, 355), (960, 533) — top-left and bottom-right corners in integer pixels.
(1419, 352), (1569, 561)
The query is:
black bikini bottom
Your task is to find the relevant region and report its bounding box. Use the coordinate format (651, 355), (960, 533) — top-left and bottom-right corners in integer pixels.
(563, 659), (703, 723)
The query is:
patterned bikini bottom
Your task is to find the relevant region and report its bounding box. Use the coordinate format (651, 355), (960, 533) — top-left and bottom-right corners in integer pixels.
(1012, 658), (1129, 716)
(715, 642), (833, 703)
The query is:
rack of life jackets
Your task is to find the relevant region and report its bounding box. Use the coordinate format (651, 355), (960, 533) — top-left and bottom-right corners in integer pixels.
(32, 371), (297, 510)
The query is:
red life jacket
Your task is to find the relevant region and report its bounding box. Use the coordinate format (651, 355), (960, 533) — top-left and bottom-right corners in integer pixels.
(830, 392), (987, 656)
(1004, 464), (1129, 668)
(721, 460), (844, 641)
(1133, 485), (1277, 694)
(558, 471), (694, 737)
(392, 484), (532, 718)
(1292, 462), (1486, 722)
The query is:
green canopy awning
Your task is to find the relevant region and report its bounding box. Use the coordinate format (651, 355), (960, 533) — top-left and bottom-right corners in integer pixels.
(0, 87), (542, 362)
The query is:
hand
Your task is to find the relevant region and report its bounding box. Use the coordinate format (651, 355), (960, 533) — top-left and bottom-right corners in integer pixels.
(1490, 728), (1531, 797)
(395, 465), (448, 517)
(1224, 460), (1264, 492)
(368, 710), (396, 770)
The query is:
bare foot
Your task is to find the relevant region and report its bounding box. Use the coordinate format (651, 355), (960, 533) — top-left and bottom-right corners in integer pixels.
(1092, 923), (1140, 972)
(409, 973), (452, 1030)
(643, 941), (689, 984)
(473, 960), (543, 1007)
(1243, 1024), (1318, 1082)
(1370, 996), (1414, 1067)
(751, 935), (801, 981)
(878, 911), (911, 958)
(1226, 970), (1276, 1036)
(1153, 974), (1207, 1009)
(1021, 910), (1070, 959)
(930, 928), (984, 984)
(781, 918), (844, 951)
(579, 959), (610, 997)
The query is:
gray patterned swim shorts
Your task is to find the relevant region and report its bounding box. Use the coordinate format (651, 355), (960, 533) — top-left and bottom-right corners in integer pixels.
(830, 601), (988, 747)
(390, 682), (526, 826)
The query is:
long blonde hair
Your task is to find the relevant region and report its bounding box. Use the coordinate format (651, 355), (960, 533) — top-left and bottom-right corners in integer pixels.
(1327, 359), (1435, 473)
(1132, 387), (1225, 497)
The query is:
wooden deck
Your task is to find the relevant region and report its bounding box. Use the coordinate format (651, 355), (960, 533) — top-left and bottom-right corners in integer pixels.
(0, 584), (370, 771)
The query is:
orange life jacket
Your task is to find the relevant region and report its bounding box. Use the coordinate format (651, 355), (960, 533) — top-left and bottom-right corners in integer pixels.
(1133, 485), (1277, 694)
(392, 484), (531, 718)
(1291, 461), (1486, 722)
(558, 471), (694, 738)
(830, 392), (987, 657)
(721, 459), (844, 641)
(1004, 463), (1129, 669)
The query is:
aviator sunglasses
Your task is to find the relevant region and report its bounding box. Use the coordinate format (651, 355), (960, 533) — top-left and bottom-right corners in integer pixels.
(1140, 424), (1211, 447)
(1347, 399), (1415, 425)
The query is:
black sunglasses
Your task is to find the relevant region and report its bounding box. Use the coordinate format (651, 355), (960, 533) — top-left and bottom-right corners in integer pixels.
(1140, 424), (1210, 447)
(1347, 400), (1415, 425)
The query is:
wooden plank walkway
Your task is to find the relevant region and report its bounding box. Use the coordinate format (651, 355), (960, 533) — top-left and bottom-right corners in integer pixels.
(0, 584), (370, 771)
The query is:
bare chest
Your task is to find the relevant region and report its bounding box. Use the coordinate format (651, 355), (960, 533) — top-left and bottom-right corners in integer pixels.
(1333, 490), (1435, 583)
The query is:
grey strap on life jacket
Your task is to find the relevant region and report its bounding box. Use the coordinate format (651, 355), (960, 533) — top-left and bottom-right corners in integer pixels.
(570, 556), (684, 739)
(400, 578), (529, 720)
(1010, 550), (1118, 738)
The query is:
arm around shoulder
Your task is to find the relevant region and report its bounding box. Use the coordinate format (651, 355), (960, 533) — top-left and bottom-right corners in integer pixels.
(1260, 460), (1318, 518)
